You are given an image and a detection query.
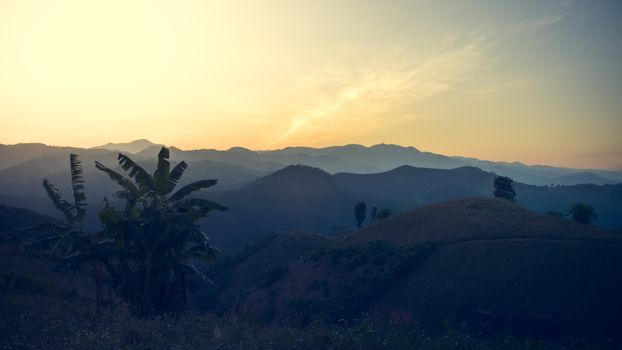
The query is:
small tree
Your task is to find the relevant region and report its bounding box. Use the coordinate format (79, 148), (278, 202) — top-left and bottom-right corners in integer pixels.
(370, 206), (378, 221)
(354, 202), (366, 228)
(566, 203), (598, 224)
(493, 176), (516, 202)
(545, 210), (564, 218)
(376, 208), (393, 220)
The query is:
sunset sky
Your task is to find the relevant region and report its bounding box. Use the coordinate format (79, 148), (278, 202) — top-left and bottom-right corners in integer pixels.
(0, 0), (621, 169)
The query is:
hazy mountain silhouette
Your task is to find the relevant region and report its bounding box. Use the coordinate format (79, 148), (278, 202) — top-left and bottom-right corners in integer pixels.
(549, 171), (619, 185)
(1, 141), (621, 252)
(334, 165), (494, 204)
(0, 143), (94, 170)
(204, 165), (363, 251)
(91, 139), (162, 154)
(3, 140), (620, 186)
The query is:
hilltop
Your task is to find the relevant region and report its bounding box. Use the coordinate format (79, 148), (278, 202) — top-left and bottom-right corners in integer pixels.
(232, 198), (622, 337)
(204, 165), (360, 251)
(91, 139), (162, 154)
(342, 197), (619, 246)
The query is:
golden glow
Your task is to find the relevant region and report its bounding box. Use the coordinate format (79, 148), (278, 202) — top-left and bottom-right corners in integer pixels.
(0, 0), (620, 169)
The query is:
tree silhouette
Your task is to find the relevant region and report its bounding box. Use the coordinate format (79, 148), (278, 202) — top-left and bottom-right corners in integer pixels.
(370, 206), (378, 221)
(31, 147), (227, 317)
(376, 208), (393, 220)
(493, 176), (516, 202)
(566, 203), (598, 224)
(26, 154), (107, 312)
(354, 202), (366, 228)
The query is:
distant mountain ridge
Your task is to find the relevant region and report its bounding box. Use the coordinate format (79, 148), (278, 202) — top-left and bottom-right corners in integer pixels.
(91, 139), (164, 154)
(2, 140), (621, 252)
(3, 139), (620, 186)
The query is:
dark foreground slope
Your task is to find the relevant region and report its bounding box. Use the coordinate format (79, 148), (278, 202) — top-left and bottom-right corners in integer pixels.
(235, 198), (622, 338)
(2, 202), (621, 349)
(218, 231), (332, 304)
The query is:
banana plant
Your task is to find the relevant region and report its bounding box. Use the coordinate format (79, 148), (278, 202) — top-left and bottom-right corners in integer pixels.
(25, 154), (109, 313)
(28, 154), (89, 252)
(93, 146), (227, 316)
(29, 148), (226, 317)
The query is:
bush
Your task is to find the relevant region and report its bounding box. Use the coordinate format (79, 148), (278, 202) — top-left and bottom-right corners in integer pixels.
(287, 241), (435, 325)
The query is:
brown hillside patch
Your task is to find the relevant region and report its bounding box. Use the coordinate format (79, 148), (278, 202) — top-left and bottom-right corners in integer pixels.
(221, 231), (331, 301)
(341, 198), (620, 246)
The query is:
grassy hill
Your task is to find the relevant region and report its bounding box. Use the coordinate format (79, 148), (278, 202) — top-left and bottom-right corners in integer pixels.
(234, 198), (622, 338)
(342, 197), (620, 246)
(219, 231), (332, 303)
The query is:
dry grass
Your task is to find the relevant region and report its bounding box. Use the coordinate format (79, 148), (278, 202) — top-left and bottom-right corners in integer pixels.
(341, 198), (621, 246)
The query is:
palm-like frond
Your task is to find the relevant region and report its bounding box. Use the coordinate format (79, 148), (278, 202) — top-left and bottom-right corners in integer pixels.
(183, 242), (220, 261)
(24, 235), (63, 251)
(173, 198), (227, 221)
(70, 154), (87, 221)
(167, 161), (187, 194)
(95, 161), (142, 204)
(184, 263), (214, 286)
(153, 147), (171, 195)
(19, 221), (70, 233)
(168, 179), (218, 202)
(42, 179), (75, 223)
(117, 153), (155, 193)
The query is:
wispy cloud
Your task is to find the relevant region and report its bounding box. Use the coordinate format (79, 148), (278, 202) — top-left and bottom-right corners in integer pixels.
(263, 34), (490, 147)
(465, 78), (530, 96)
(508, 14), (564, 34)
(262, 13), (565, 148)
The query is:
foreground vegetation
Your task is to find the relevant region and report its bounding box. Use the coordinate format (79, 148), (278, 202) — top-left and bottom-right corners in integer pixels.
(28, 148), (226, 317)
(2, 291), (620, 350)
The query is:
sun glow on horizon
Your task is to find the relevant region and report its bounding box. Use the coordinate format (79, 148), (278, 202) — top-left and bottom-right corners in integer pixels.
(1, 0), (621, 170)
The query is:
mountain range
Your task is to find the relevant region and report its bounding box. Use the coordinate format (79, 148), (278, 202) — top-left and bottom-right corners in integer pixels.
(1, 139), (621, 252)
(2, 139), (621, 184)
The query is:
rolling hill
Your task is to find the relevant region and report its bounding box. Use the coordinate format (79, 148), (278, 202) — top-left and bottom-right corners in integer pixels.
(204, 165), (362, 251)
(342, 197), (620, 246)
(232, 198), (622, 337)
(219, 231), (332, 303)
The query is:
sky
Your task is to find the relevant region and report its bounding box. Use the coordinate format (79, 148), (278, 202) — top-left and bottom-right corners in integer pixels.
(0, 0), (621, 170)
